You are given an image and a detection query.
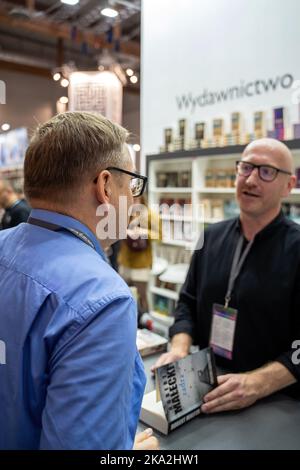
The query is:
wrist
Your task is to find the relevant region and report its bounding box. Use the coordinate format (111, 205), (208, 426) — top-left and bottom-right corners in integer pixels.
(247, 370), (267, 400)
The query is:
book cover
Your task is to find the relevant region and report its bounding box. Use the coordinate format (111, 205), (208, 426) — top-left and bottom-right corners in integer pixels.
(178, 119), (187, 150)
(164, 128), (173, 151)
(140, 347), (217, 435)
(274, 107), (284, 140)
(213, 119), (224, 138)
(231, 112), (241, 136)
(195, 122), (205, 142)
(137, 329), (168, 357)
(254, 111), (265, 138)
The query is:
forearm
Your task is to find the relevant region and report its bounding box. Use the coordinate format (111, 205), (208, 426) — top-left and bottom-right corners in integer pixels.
(250, 361), (297, 399)
(170, 333), (192, 357)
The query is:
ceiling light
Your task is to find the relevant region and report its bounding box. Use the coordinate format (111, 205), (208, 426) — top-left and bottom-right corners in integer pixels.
(59, 96), (69, 104)
(130, 75), (138, 84)
(60, 0), (79, 5)
(133, 144), (140, 152)
(53, 72), (61, 81)
(1, 123), (10, 131)
(60, 78), (69, 87)
(101, 7), (119, 18)
(126, 68), (134, 77)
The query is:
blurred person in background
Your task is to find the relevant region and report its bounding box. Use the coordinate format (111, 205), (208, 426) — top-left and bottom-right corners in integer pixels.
(118, 195), (161, 314)
(0, 179), (30, 229)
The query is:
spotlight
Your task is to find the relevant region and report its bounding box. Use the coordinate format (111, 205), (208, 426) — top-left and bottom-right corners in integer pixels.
(59, 96), (69, 104)
(53, 72), (61, 81)
(60, 0), (79, 5)
(133, 144), (140, 152)
(60, 78), (69, 87)
(130, 75), (138, 84)
(101, 8), (118, 18)
(126, 68), (134, 77)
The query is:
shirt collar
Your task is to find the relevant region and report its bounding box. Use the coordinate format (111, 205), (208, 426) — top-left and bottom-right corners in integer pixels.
(29, 209), (107, 261)
(235, 210), (285, 240)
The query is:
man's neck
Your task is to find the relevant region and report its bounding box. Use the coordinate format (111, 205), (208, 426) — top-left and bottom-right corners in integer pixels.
(30, 200), (111, 252)
(240, 207), (281, 241)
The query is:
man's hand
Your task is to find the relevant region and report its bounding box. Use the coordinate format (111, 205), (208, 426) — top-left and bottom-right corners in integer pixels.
(133, 428), (159, 450)
(151, 333), (192, 374)
(201, 361), (296, 414)
(151, 351), (187, 374)
(201, 372), (261, 414)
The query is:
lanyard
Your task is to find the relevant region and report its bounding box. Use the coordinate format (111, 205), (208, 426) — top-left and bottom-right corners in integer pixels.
(27, 216), (96, 251)
(224, 234), (254, 308)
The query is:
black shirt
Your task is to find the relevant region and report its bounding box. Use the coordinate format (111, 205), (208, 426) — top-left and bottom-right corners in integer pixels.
(0, 199), (31, 230)
(170, 211), (300, 383)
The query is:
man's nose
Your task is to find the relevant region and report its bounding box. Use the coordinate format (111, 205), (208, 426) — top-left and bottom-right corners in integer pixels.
(245, 167), (259, 184)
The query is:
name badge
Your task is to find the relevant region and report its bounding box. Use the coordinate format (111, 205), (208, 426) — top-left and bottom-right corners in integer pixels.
(210, 303), (238, 360)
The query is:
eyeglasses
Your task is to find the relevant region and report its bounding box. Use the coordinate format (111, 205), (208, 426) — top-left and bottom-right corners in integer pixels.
(236, 160), (292, 182)
(106, 167), (148, 197)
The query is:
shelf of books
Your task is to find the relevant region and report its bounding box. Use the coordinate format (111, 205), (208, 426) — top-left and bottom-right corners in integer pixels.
(146, 139), (300, 335)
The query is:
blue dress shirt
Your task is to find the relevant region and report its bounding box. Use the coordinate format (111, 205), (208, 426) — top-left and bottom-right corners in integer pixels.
(0, 209), (146, 450)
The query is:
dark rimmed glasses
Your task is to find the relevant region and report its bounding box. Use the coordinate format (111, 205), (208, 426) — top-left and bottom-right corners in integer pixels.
(106, 167), (148, 197)
(236, 160), (292, 182)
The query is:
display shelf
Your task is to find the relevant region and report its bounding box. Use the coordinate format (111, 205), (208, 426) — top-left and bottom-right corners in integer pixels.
(150, 286), (179, 301)
(197, 187), (235, 194)
(146, 142), (300, 319)
(150, 187), (192, 193)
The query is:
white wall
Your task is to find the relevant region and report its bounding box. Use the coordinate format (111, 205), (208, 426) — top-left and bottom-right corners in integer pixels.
(141, 0), (300, 170)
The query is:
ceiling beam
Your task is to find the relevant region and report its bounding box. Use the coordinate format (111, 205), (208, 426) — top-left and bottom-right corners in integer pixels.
(0, 58), (51, 78)
(0, 58), (140, 95)
(0, 10), (140, 57)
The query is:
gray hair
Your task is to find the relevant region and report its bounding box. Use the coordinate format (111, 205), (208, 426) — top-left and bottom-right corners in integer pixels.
(24, 111), (130, 201)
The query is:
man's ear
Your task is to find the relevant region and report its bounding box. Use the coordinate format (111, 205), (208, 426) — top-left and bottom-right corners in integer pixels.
(94, 170), (112, 204)
(282, 174), (296, 198)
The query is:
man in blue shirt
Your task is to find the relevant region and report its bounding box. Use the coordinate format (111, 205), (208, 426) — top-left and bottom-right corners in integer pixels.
(0, 112), (157, 450)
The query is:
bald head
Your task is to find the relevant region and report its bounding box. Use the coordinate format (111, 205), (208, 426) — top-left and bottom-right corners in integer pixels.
(243, 138), (294, 173)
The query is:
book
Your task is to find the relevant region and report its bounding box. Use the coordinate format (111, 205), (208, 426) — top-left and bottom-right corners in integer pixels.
(137, 328), (168, 357)
(274, 107), (284, 140)
(164, 128), (173, 152)
(231, 112), (241, 136)
(195, 122), (205, 147)
(213, 119), (224, 138)
(178, 119), (187, 150)
(140, 347), (217, 435)
(254, 111), (265, 139)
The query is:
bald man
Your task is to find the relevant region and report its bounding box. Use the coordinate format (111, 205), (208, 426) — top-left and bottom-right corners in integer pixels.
(0, 179), (30, 229)
(153, 138), (300, 412)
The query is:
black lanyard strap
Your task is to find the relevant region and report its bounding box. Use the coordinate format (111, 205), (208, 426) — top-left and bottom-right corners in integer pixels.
(225, 235), (254, 308)
(27, 216), (96, 251)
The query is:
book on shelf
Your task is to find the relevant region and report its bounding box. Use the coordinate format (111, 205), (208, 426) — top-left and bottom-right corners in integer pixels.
(195, 122), (205, 147)
(274, 107), (284, 140)
(164, 128), (173, 152)
(136, 328), (168, 357)
(178, 119), (187, 150)
(254, 111), (265, 139)
(140, 347), (217, 435)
